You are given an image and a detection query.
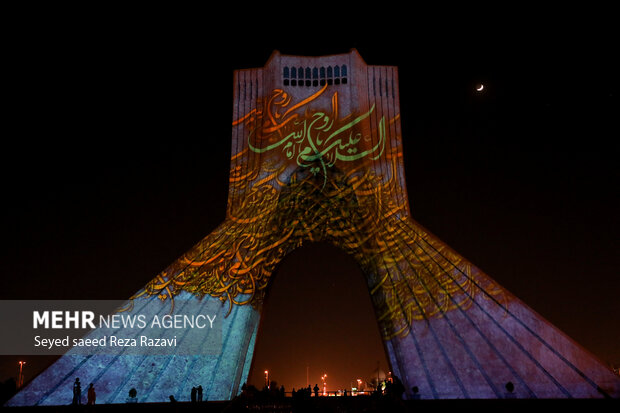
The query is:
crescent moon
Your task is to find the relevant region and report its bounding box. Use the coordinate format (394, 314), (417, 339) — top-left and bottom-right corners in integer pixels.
(476, 84), (484, 91)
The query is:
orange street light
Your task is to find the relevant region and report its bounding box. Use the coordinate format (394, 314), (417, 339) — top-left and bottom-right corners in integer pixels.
(18, 361), (26, 388)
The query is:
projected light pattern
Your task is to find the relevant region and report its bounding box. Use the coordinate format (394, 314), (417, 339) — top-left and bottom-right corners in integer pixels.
(126, 50), (620, 400)
(7, 50), (619, 407)
(133, 89), (501, 339)
(132, 81), (504, 341)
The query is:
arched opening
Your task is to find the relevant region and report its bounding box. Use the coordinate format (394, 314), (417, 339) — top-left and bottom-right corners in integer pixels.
(247, 241), (390, 394)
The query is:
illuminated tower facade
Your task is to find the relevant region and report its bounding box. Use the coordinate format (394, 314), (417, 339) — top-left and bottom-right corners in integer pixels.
(7, 50), (619, 406)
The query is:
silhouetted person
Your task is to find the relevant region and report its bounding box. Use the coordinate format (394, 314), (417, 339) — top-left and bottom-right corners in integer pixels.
(197, 385), (203, 402)
(87, 383), (96, 405)
(313, 384), (319, 397)
(72, 378), (81, 405)
(343, 389), (348, 397)
(169, 395), (177, 403)
(385, 379), (393, 397)
(411, 386), (421, 400)
(191, 386), (197, 402)
(505, 381), (515, 398)
(391, 375), (405, 400)
(127, 388), (137, 403)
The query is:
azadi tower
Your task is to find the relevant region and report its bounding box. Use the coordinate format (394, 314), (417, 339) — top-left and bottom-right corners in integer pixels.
(8, 49), (619, 405)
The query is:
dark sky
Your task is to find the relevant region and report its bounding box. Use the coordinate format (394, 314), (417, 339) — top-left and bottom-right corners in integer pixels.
(1, 11), (618, 391)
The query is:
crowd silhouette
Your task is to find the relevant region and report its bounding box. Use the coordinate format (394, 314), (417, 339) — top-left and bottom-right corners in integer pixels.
(58, 373), (529, 410)
(190, 385), (203, 402)
(63, 374), (416, 408)
(225, 374), (413, 412)
(6, 373), (589, 412)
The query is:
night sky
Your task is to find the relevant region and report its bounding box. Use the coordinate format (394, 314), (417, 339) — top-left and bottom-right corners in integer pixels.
(1, 12), (618, 392)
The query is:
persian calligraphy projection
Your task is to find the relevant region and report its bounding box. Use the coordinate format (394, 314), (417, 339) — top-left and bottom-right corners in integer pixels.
(8, 50), (619, 406)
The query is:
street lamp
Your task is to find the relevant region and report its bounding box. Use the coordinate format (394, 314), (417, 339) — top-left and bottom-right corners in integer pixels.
(18, 361), (26, 389)
(264, 370), (269, 389)
(321, 374), (327, 396)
